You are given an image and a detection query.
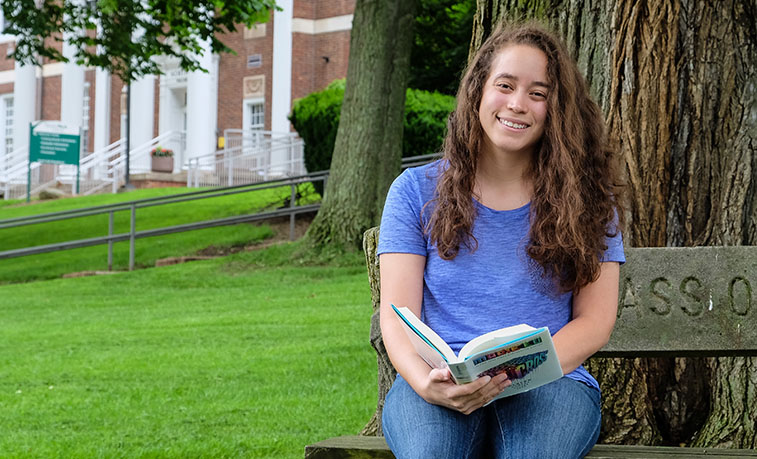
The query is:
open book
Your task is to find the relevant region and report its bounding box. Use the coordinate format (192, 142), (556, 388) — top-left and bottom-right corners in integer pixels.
(391, 304), (563, 400)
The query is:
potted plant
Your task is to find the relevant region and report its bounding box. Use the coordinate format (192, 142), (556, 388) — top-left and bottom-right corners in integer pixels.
(150, 146), (174, 173)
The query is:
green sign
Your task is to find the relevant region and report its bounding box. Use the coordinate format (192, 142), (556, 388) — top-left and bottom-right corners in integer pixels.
(29, 121), (81, 166)
(27, 121), (82, 201)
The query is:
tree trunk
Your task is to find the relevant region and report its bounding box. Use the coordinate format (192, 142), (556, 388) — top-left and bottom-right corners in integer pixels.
(305, 0), (417, 248)
(473, 0), (756, 448)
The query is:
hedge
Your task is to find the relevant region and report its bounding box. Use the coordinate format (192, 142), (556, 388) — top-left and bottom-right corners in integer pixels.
(289, 79), (455, 193)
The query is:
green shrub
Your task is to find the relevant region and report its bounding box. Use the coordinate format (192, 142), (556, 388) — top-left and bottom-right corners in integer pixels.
(288, 80), (346, 191)
(289, 79), (454, 193)
(403, 88), (456, 161)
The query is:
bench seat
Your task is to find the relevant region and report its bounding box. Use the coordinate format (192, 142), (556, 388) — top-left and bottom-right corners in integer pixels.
(305, 435), (757, 458)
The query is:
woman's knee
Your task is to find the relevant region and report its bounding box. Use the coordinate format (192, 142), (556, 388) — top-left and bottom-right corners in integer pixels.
(488, 378), (601, 458)
(382, 376), (488, 459)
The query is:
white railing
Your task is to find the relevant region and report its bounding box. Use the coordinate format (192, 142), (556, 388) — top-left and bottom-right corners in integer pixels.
(52, 139), (127, 195)
(0, 146), (29, 174)
(1, 131), (187, 199)
(80, 139), (126, 195)
(109, 131), (186, 193)
(186, 130), (305, 188)
(1, 161), (60, 201)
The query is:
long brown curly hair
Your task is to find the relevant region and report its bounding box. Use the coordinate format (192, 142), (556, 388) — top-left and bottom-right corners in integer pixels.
(427, 21), (625, 293)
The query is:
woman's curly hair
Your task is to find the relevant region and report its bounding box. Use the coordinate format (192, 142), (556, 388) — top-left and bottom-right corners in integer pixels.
(427, 21), (625, 293)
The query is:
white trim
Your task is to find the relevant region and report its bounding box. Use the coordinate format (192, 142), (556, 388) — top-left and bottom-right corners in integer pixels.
(40, 62), (65, 78)
(0, 62), (84, 84)
(292, 15), (353, 35)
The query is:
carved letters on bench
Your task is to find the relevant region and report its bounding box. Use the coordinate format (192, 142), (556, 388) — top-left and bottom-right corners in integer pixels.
(610, 247), (756, 357)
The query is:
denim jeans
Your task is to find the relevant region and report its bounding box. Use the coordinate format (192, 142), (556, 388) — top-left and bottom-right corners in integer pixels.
(382, 375), (601, 459)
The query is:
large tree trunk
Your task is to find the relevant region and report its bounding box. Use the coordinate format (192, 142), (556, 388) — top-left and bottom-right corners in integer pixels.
(473, 0), (756, 448)
(305, 0), (417, 248)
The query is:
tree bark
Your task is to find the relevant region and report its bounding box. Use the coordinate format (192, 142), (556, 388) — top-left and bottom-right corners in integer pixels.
(305, 0), (417, 248)
(473, 0), (756, 448)
(360, 227), (395, 436)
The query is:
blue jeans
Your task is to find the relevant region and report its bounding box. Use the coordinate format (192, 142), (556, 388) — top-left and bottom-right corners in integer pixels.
(382, 375), (601, 459)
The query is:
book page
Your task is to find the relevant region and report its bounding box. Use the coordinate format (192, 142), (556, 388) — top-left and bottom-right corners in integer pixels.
(458, 324), (536, 359)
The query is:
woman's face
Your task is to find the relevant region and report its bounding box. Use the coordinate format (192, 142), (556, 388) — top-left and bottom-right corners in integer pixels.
(478, 44), (549, 160)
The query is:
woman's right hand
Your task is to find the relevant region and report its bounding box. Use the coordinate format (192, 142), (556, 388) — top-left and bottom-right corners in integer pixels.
(419, 368), (511, 415)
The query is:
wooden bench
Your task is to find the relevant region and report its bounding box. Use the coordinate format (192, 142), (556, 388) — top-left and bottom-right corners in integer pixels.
(305, 227), (757, 458)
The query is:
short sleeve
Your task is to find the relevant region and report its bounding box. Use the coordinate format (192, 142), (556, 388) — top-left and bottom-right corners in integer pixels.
(377, 169), (428, 256)
(601, 211), (625, 264)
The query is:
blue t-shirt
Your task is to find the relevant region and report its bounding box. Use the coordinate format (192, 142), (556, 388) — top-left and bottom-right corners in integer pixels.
(378, 160), (625, 390)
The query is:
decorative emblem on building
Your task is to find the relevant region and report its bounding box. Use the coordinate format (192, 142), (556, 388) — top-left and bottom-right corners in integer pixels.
(243, 75), (265, 99)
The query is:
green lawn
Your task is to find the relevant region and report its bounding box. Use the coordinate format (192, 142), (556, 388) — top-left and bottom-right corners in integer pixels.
(0, 242), (375, 458)
(0, 185), (319, 283)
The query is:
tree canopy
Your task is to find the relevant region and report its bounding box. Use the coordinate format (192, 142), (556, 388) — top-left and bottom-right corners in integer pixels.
(1, 0), (277, 82)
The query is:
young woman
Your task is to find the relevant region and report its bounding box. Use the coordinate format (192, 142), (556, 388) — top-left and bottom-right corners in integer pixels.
(377, 22), (625, 458)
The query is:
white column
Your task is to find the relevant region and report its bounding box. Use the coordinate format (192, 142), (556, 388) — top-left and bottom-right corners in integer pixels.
(271, 0), (293, 147)
(186, 41), (217, 166)
(12, 60), (36, 151)
(60, 37), (85, 131)
(129, 75), (155, 171)
(93, 68), (111, 151)
(272, 0), (293, 134)
(94, 23), (112, 152)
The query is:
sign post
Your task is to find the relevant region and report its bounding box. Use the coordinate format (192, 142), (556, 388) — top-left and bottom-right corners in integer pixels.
(28, 121), (81, 202)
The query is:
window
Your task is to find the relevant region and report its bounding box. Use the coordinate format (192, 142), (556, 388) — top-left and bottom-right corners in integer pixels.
(82, 82), (90, 154)
(244, 99), (265, 131)
(1, 95), (13, 155)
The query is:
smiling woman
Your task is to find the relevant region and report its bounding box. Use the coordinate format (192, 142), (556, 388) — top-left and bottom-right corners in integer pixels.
(377, 21), (626, 459)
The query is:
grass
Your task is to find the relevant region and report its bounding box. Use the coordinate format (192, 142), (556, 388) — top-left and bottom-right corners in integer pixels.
(0, 242), (375, 458)
(0, 185), (320, 283)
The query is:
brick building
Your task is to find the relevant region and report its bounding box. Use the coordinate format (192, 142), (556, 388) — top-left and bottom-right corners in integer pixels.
(0, 0), (354, 174)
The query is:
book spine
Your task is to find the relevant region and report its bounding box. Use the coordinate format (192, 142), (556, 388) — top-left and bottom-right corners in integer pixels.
(447, 361), (477, 384)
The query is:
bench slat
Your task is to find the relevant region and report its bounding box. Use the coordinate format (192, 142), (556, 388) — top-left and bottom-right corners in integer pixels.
(305, 435), (757, 458)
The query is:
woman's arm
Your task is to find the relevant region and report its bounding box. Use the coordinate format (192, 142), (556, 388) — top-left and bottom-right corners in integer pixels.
(379, 252), (510, 415)
(552, 261), (620, 374)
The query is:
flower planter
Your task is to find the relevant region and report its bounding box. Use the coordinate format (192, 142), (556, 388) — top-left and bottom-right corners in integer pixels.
(151, 156), (174, 173)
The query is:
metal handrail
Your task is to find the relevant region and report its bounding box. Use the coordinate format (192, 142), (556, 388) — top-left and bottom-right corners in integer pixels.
(0, 174), (325, 270)
(0, 171), (329, 228)
(0, 204), (321, 259)
(0, 153), (440, 269)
